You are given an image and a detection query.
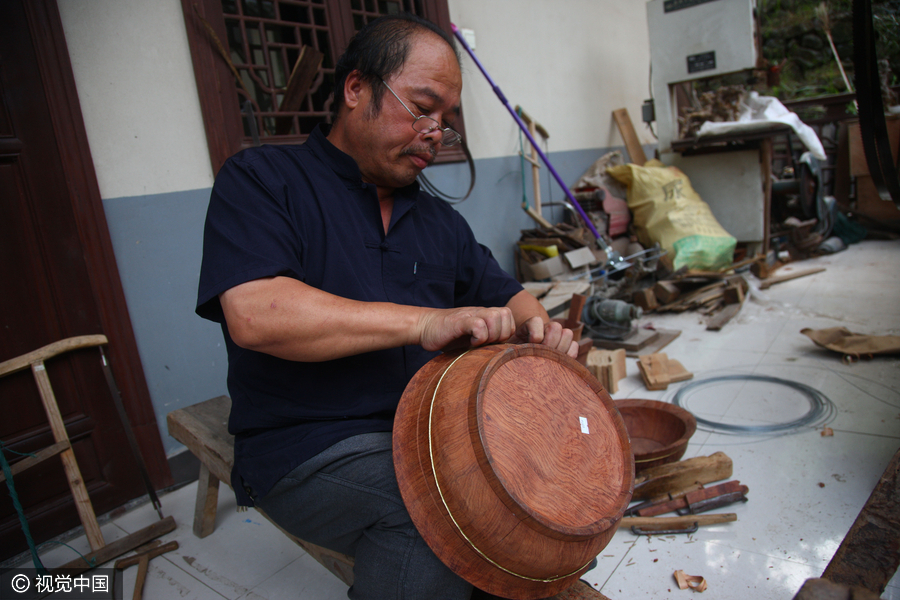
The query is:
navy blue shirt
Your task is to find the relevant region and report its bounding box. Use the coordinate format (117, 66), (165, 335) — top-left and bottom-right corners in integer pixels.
(196, 125), (522, 505)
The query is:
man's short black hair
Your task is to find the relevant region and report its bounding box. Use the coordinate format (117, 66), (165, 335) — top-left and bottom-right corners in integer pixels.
(331, 13), (460, 121)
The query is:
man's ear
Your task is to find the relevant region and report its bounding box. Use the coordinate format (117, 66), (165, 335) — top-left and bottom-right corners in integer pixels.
(343, 70), (365, 109)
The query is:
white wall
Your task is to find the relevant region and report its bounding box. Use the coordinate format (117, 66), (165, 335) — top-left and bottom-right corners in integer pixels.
(57, 0), (214, 200)
(58, 0), (652, 199)
(449, 0), (653, 160)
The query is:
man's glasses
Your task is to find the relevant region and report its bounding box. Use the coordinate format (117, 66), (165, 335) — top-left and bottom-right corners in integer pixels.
(381, 80), (462, 147)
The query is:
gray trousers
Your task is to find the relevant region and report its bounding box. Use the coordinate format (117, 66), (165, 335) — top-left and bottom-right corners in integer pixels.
(254, 432), (474, 600)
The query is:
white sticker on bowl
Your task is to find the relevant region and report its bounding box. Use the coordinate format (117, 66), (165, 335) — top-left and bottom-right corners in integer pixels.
(579, 416), (590, 434)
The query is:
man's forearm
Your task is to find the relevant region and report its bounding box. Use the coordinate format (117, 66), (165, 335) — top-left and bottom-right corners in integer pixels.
(220, 276), (424, 361)
(220, 276), (519, 362)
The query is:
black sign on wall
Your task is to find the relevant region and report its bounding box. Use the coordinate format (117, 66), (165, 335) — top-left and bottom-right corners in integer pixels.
(687, 51), (717, 74)
(664, 0), (719, 12)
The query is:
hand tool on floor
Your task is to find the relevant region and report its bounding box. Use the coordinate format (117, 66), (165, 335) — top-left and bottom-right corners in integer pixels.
(451, 23), (629, 273)
(115, 540), (178, 600)
(627, 480), (749, 517)
(620, 513), (737, 535)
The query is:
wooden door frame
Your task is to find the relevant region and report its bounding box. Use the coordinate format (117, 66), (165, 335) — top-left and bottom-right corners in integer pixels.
(21, 0), (171, 490)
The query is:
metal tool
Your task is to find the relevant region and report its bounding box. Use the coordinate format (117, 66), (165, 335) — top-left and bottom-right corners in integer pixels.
(619, 512), (737, 535)
(99, 347), (164, 520)
(581, 297), (643, 340)
(451, 23), (628, 272)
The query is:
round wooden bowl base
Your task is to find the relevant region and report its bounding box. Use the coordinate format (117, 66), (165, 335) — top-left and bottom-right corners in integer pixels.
(395, 344), (634, 599)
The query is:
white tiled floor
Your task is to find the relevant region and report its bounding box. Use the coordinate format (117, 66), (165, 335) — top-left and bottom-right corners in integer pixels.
(13, 240), (900, 599)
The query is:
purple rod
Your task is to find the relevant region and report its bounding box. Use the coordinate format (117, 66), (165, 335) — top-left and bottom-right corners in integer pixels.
(451, 23), (613, 251)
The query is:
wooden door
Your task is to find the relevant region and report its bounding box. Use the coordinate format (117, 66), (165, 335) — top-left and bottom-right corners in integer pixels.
(0, 0), (171, 561)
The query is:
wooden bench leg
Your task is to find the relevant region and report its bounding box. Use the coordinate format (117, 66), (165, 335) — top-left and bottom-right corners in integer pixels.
(193, 463), (220, 538)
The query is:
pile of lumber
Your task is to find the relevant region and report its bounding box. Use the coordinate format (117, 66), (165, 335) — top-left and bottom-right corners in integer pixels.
(632, 267), (750, 331)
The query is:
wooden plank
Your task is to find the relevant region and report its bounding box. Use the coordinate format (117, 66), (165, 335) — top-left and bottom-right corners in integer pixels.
(115, 541), (178, 569)
(0, 334), (107, 377)
(653, 280), (681, 304)
(612, 108), (648, 166)
(822, 447), (900, 594)
(638, 353), (669, 390)
(637, 353), (692, 391)
(793, 578), (882, 600)
(707, 302), (742, 331)
(633, 452), (733, 500)
(275, 45), (324, 135)
(619, 513), (737, 531)
(55, 515), (177, 574)
(33, 361), (105, 552)
(723, 283), (745, 305)
(166, 395), (234, 486)
(524, 205), (554, 229)
(632, 288), (658, 311)
(256, 506), (356, 587)
(0, 440), (70, 483)
(759, 267), (826, 289)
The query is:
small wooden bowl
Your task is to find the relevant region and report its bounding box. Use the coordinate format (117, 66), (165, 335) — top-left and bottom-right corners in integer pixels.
(613, 399), (696, 472)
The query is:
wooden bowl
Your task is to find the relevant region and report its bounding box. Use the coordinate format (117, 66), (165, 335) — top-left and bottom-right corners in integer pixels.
(394, 344), (634, 599)
(613, 399), (696, 472)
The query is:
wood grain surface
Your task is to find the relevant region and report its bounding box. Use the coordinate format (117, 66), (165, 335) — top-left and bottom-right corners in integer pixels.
(394, 344), (634, 599)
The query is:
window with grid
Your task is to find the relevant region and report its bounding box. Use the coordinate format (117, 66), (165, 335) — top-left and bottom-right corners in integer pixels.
(182, 0), (465, 175)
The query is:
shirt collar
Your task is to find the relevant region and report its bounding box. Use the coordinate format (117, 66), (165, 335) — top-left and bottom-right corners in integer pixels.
(307, 123), (422, 201)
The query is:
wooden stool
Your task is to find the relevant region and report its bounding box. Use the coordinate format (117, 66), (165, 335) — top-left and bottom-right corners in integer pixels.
(166, 396), (355, 586)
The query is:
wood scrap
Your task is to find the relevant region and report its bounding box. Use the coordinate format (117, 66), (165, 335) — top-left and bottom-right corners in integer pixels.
(620, 513), (736, 532)
(751, 259), (782, 280)
(653, 280), (681, 304)
(632, 288), (658, 311)
(655, 281), (727, 313)
(723, 282), (745, 305)
(537, 281), (591, 314)
(633, 452), (734, 500)
(612, 108), (648, 166)
(706, 303), (742, 331)
(586, 349), (626, 393)
(674, 569), (709, 592)
(759, 267), (826, 290)
(275, 45), (324, 135)
(637, 353), (693, 391)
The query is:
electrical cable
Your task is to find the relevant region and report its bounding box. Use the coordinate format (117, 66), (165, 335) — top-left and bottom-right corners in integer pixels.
(671, 374), (837, 435)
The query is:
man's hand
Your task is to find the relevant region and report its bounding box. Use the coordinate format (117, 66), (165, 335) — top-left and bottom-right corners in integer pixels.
(507, 316), (578, 358)
(416, 306), (517, 352)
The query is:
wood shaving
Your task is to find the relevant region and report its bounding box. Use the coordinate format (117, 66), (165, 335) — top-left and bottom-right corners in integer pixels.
(674, 569), (708, 592)
(821, 427), (834, 437)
